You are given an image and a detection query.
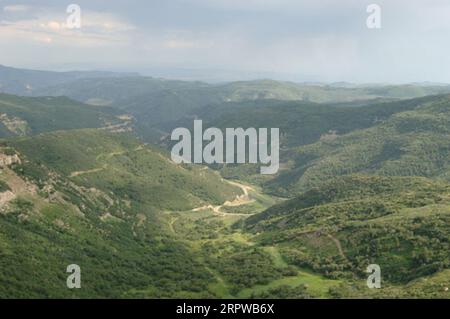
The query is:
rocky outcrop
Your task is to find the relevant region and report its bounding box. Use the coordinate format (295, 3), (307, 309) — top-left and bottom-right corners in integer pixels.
(0, 113), (30, 136)
(0, 190), (15, 209)
(0, 154), (21, 168)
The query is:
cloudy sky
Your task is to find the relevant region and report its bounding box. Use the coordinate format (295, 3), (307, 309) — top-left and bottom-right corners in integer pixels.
(1, 0), (450, 83)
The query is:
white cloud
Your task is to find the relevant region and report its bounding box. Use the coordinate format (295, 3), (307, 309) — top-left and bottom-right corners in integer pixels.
(0, 7), (135, 47)
(40, 21), (61, 30)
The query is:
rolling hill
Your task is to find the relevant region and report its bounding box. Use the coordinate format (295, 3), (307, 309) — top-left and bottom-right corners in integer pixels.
(0, 93), (130, 138)
(0, 128), (242, 298)
(265, 94), (450, 195)
(38, 77), (450, 142)
(0, 64), (138, 96)
(0, 64), (446, 142)
(1, 67), (450, 298)
(244, 175), (450, 290)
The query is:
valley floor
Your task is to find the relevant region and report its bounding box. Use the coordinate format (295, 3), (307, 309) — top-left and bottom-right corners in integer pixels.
(143, 180), (348, 298)
(154, 176), (450, 299)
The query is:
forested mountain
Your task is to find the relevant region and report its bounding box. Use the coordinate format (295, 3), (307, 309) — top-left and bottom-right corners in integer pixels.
(265, 94), (450, 195)
(1, 65), (450, 298)
(3, 65), (450, 142)
(0, 129), (241, 297)
(35, 76), (450, 142)
(0, 94), (129, 137)
(244, 175), (450, 297)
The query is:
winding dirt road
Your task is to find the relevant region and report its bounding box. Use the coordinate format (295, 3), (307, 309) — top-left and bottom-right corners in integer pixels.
(191, 180), (256, 216)
(327, 233), (347, 260)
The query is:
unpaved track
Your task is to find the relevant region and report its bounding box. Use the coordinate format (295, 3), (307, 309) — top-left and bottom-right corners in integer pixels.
(191, 180), (256, 216)
(327, 234), (347, 259)
(69, 165), (106, 177)
(70, 146), (145, 177)
(168, 216), (179, 233)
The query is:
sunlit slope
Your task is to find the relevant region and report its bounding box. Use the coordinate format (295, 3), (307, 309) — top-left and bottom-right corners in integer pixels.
(245, 175), (450, 285)
(0, 94), (127, 137)
(8, 129), (240, 210)
(0, 129), (241, 298)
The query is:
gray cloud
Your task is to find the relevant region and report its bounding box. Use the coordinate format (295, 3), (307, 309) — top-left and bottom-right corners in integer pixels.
(1, 0), (449, 83)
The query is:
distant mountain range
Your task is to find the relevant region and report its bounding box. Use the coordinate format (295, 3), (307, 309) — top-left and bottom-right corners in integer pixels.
(2, 64), (450, 143)
(0, 65), (139, 96)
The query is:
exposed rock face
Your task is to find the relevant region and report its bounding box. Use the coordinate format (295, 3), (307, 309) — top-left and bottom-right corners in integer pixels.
(0, 154), (21, 167)
(0, 113), (30, 136)
(0, 190), (15, 209)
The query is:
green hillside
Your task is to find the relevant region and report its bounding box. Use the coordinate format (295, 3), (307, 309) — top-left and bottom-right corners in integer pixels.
(33, 74), (450, 142)
(1, 82), (450, 298)
(8, 129), (240, 210)
(196, 95), (437, 148)
(245, 175), (450, 287)
(0, 94), (128, 137)
(266, 94), (450, 195)
(0, 129), (242, 298)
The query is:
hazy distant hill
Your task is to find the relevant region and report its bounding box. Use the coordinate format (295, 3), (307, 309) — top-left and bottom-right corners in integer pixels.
(34, 78), (450, 143)
(0, 64), (444, 142)
(0, 65), (138, 96)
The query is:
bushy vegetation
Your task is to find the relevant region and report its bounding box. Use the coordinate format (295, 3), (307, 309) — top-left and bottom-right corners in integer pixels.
(0, 180), (10, 192)
(34, 74), (450, 142)
(1, 77), (450, 299)
(8, 129), (240, 210)
(0, 94), (125, 137)
(264, 95), (450, 195)
(0, 129), (241, 298)
(245, 175), (450, 284)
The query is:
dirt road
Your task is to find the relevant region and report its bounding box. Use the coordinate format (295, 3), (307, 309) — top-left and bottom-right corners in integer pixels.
(191, 180), (256, 216)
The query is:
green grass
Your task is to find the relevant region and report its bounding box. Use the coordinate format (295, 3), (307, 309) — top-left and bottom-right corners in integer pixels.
(236, 269), (343, 298)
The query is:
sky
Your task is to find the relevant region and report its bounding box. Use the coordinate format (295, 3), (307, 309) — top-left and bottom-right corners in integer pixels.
(1, 0), (450, 83)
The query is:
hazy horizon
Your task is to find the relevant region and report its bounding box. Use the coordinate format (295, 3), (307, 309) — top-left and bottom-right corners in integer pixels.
(2, 0), (450, 83)
(4, 63), (450, 87)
